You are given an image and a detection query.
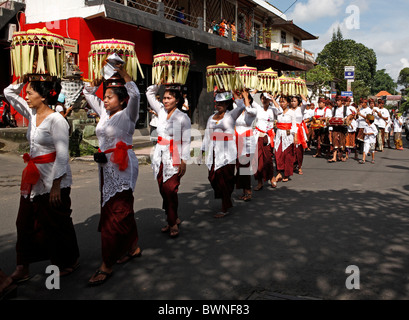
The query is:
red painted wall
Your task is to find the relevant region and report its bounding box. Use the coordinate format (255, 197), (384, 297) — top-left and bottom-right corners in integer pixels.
(216, 49), (240, 66)
(11, 14), (153, 126)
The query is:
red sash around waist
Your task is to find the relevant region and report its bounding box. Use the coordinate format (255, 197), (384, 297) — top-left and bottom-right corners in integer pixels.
(158, 136), (181, 165)
(21, 152), (57, 196)
(276, 123), (292, 130)
(296, 122), (308, 149)
(256, 127), (275, 148)
(100, 141), (133, 171)
(235, 129), (253, 156)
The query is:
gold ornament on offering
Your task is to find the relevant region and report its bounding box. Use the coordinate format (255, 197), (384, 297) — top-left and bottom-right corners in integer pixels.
(152, 51), (190, 85)
(88, 39), (144, 81)
(10, 27), (65, 79)
(278, 76), (308, 96)
(206, 62), (237, 93)
(235, 65), (258, 90)
(257, 68), (280, 94)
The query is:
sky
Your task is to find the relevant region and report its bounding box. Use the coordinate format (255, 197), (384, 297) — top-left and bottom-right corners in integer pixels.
(264, 0), (409, 86)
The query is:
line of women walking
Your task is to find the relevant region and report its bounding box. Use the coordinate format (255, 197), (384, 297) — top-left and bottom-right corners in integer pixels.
(3, 65), (308, 289)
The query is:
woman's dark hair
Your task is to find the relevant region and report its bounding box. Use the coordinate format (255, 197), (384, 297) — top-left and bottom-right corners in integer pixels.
(247, 93), (254, 105)
(290, 95), (302, 106)
(216, 99), (234, 111)
(164, 88), (184, 110)
(107, 86), (129, 109)
(29, 80), (62, 106)
(279, 95), (292, 104)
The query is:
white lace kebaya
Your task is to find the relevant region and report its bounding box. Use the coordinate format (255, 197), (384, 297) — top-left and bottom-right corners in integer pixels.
(275, 109), (297, 152)
(146, 85), (192, 183)
(4, 83), (72, 199)
(83, 81), (140, 207)
(201, 98), (246, 171)
(234, 102), (257, 157)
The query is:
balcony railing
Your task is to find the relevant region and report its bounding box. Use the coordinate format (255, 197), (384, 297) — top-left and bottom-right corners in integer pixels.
(108, 0), (315, 63)
(270, 42), (315, 63)
(0, 0), (25, 9)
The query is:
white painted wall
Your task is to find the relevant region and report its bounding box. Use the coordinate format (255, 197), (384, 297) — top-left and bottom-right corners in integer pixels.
(25, 0), (105, 23)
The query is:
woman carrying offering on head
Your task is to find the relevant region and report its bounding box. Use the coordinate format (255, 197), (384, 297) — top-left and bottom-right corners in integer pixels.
(83, 64), (141, 286)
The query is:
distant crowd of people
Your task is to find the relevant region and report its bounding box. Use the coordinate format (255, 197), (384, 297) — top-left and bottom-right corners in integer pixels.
(209, 19), (237, 41)
(302, 96), (405, 165)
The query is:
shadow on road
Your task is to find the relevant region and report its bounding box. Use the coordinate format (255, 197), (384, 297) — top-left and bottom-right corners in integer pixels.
(2, 178), (409, 300)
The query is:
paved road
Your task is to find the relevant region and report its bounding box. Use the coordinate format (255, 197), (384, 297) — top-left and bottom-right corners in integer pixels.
(1, 138), (409, 301)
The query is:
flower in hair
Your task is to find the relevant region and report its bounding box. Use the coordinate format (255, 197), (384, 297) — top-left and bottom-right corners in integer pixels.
(49, 89), (57, 97)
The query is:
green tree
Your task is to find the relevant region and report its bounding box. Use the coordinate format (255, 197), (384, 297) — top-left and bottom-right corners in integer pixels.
(351, 80), (370, 102)
(316, 27), (377, 94)
(371, 69), (397, 95)
(397, 67), (409, 90)
(306, 65), (334, 99)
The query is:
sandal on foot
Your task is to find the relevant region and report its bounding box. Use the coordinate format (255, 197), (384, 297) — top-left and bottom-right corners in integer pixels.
(254, 185), (263, 191)
(214, 212), (229, 219)
(11, 268), (31, 284)
(60, 261), (80, 277)
(116, 248), (142, 264)
(238, 194), (246, 200)
(161, 219), (182, 233)
(169, 225), (179, 238)
(88, 269), (113, 287)
(359, 160), (365, 164)
(371, 160), (375, 164)
(243, 194), (252, 202)
(271, 179), (277, 188)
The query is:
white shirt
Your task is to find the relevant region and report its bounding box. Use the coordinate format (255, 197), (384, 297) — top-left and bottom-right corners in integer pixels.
(393, 116), (403, 133)
(83, 81), (140, 207)
(348, 119), (357, 133)
(4, 83), (72, 199)
(234, 102), (257, 157)
(275, 109), (297, 152)
(303, 108), (315, 121)
(201, 99), (246, 171)
(182, 98), (189, 111)
(254, 103), (281, 145)
(364, 123), (378, 143)
(332, 105), (348, 119)
(292, 105), (308, 145)
(146, 85), (191, 183)
(357, 106), (372, 128)
(314, 107), (332, 119)
(55, 105), (64, 113)
(347, 105), (357, 115)
(375, 108), (390, 128)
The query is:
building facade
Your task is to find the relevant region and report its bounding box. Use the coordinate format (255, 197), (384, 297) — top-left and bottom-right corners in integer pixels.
(1, 0), (317, 128)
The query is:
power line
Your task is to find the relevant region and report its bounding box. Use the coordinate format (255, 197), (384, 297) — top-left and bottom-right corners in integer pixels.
(267, 0), (298, 17)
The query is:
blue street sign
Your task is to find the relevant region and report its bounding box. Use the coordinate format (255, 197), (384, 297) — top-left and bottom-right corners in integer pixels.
(341, 91), (353, 97)
(345, 71), (355, 79)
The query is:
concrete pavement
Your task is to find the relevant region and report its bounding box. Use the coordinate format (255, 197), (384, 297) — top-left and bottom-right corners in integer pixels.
(0, 132), (409, 301)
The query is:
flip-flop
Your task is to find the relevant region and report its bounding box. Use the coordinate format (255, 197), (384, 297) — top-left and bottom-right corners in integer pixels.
(88, 269), (113, 287)
(169, 226), (179, 238)
(11, 274), (31, 284)
(60, 261), (80, 277)
(214, 212), (230, 219)
(116, 249), (142, 264)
